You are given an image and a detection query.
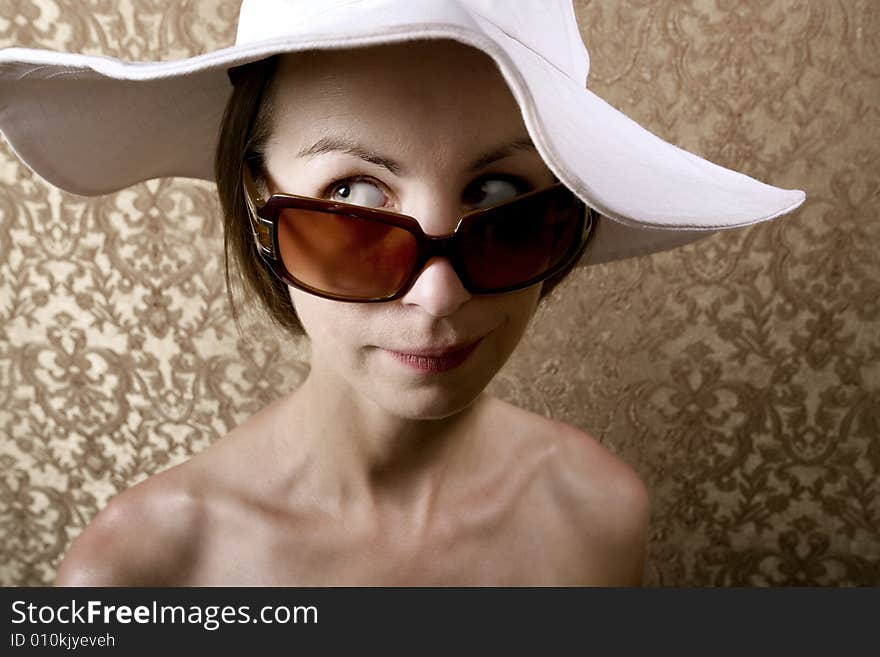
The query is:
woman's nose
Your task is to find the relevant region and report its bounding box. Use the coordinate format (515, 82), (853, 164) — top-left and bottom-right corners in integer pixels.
(398, 256), (472, 317)
(397, 195), (473, 315)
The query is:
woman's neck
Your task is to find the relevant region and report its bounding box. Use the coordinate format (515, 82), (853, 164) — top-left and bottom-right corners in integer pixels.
(270, 363), (491, 525)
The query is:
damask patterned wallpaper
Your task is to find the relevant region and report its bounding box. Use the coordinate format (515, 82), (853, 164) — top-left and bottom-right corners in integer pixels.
(0, 1), (877, 586)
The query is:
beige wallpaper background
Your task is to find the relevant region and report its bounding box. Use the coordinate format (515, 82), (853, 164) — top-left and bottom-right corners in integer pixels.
(0, 0), (877, 586)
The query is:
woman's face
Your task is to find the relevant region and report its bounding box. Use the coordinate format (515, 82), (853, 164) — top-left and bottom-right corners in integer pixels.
(262, 40), (556, 419)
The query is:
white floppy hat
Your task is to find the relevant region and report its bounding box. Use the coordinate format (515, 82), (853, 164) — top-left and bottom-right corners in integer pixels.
(0, 0), (805, 266)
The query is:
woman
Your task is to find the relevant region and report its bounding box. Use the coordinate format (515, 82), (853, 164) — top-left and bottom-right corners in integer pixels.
(0, 0), (804, 585)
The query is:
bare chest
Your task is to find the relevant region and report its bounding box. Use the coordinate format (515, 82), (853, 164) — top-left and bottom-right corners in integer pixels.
(186, 474), (592, 586)
(179, 400), (620, 585)
(190, 520), (583, 586)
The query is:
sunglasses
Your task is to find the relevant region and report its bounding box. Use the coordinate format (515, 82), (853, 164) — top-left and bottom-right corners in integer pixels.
(242, 163), (598, 302)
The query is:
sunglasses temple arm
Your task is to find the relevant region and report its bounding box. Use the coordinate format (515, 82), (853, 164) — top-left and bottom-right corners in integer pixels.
(241, 162), (276, 257)
(243, 162), (266, 211)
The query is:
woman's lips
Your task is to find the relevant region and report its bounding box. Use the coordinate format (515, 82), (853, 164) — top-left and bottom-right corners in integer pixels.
(383, 338), (483, 373)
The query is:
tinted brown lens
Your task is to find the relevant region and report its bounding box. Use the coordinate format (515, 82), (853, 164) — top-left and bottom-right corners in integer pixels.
(276, 208), (418, 299)
(460, 187), (583, 289)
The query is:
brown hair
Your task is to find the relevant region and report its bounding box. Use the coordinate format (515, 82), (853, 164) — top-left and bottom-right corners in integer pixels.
(214, 55), (580, 337)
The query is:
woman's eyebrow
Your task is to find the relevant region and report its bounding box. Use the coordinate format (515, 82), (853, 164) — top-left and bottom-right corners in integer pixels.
(297, 136), (402, 175)
(296, 135), (537, 176)
(468, 137), (536, 172)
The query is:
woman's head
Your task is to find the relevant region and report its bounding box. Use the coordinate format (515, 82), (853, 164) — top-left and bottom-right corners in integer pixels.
(215, 39), (582, 415)
(216, 39), (582, 339)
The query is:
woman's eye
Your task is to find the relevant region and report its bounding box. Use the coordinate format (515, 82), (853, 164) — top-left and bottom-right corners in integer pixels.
(464, 177), (524, 209)
(329, 178), (387, 207)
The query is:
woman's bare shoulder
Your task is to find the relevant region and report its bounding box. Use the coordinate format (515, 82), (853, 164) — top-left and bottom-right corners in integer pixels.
(551, 421), (648, 507)
(489, 398), (651, 584)
(53, 400), (286, 586)
(549, 420), (651, 584)
(488, 398), (648, 505)
(54, 465), (205, 587)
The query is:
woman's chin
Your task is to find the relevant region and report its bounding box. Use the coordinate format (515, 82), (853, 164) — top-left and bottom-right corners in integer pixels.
(366, 372), (489, 421)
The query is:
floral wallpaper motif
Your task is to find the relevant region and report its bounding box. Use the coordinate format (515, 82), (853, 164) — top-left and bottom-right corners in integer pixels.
(0, 0), (877, 586)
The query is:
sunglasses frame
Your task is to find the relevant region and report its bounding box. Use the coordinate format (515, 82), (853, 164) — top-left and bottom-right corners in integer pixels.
(242, 162), (598, 302)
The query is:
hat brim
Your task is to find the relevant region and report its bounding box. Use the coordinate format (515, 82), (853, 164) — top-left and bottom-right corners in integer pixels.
(0, 19), (805, 266)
